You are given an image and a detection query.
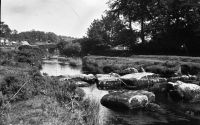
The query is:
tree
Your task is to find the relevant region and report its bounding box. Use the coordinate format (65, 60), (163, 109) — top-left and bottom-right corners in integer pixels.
(61, 42), (81, 57)
(80, 38), (109, 55)
(10, 29), (19, 41)
(0, 22), (11, 38)
(87, 19), (108, 43)
(108, 0), (155, 43)
(147, 0), (200, 55)
(17, 30), (61, 44)
(107, 0), (200, 55)
(87, 11), (134, 47)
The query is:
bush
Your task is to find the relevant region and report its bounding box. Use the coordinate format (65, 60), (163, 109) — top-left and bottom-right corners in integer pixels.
(68, 58), (82, 67)
(80, 38), (110, 55)
(59, 42), (81, 57)
(0, 75), (27, 101)
(18, 45), (33, 50)
(16, 47), (43, 68)
(0, 67), (46, 102)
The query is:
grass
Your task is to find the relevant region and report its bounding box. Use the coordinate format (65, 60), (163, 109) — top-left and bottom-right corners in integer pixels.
(83, 55), (200, 77)
(0, 48), (97, 125)
(80, 99), (100, 125)
(0, 72), (99, 125)
(0, 68), (99, 125)
(1, 95), (72, 125)
(131, 55), (200, 63)
(57, 57), (82, 67)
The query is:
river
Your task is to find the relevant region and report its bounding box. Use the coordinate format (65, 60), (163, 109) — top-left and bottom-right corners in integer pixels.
(40, 58), (82, 76)
(41, 58), (200, 125)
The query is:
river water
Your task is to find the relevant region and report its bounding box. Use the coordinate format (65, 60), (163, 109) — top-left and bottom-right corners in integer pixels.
(40, 58), (82, 76)
(41, 58), (200, 125)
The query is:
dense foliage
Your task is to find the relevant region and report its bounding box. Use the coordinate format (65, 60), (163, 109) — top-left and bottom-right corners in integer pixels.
(87, 11), (138, 48)
(57, 40), (81, 57)
(85, 0), (200, 56)
(0, 22), (11, 38)
(15, 31), (61, 44)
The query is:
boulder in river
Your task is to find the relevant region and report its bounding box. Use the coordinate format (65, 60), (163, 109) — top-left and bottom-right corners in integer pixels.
(168, 81), (200, 102)
(120, 72), (167, 89)
(96, 73), (120, 78)
(168, 75), (198, 82)
(96, 74), (124, 89)
(120, 72), (156, 81)
(101, 90), (155, 110)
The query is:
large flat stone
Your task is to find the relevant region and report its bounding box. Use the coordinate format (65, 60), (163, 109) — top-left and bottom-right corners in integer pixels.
(96, 74), (123, 89)
(101, 90), (155, 110)
(168, 81), (200, 101)
(120, 72), (167, 89)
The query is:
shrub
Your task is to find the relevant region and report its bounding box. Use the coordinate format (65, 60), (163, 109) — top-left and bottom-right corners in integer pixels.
(0, 75), (25, 101)
(80, 38), (110, 55)
(68, 58), (82, 67)
(15, 47), (43, 68)
(48, 79), (85, 106)
(0, 67), (46, 102)
(60, 42), (81, 57)
(18, 45), (33, 50)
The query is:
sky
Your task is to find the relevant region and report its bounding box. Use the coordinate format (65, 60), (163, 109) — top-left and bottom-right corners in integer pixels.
(2, 0), (108, 38)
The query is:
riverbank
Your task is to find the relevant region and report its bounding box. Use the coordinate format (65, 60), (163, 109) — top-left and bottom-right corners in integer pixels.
(82, 55), (200, 77)
(2, 51), (200, 124)
(0, 48), (97, 125)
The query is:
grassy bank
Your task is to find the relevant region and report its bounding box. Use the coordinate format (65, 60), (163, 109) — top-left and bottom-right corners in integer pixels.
(82, 55), (200, 77)
(58, 57), (82, 67)
(0, 48), (99, 125)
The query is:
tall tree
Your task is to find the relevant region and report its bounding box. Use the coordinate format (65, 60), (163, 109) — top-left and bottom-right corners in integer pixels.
(87, 11), (127, 47)
(108, 0), (155, 43)
(147, 0), (200, 55)
(0, 22), (11, 38)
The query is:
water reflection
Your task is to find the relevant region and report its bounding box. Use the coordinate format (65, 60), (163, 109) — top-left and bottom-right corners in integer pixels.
(40, 59), (82, 76)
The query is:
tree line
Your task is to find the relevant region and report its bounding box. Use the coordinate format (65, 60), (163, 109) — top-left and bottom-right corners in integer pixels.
(1, 0), (200, 57)
(0, 21), (73, 44)
(86, 0), (200, 56)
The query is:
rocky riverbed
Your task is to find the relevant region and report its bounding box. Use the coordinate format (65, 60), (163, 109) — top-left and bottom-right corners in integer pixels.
(42, 57), (200, 124)
(58, 69), (200, 117)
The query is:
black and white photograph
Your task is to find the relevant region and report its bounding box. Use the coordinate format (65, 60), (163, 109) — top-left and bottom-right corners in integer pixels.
(1, 0), (200, 125)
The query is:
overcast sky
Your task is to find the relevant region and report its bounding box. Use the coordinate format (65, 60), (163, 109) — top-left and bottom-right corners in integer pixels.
(2, 0), (108, 37)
